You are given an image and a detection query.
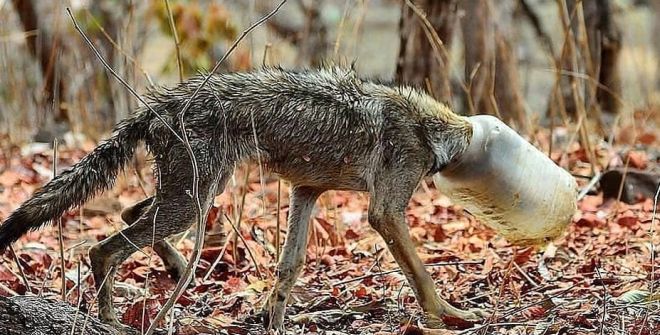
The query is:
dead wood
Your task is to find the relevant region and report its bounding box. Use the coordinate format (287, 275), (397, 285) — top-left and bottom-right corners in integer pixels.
(0, 295), (140, 335)
(600, 168), (660, 204)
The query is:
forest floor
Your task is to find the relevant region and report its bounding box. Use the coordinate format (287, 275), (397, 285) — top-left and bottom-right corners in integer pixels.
(0, 118), (658, 335)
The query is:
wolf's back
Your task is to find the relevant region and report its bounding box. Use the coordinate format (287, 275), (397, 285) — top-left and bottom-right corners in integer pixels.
(0, 110), (152, 250)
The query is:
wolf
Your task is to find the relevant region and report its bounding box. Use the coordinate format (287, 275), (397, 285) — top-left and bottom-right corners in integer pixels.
(0, 67), (486, 330)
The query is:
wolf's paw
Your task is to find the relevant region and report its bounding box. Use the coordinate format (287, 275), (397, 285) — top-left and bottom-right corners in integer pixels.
(261, 300), (286, 332)
(442, 307), (490, 323)
(426, 306), (490, 328)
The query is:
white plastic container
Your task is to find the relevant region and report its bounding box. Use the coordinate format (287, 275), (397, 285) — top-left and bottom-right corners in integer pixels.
(433, 115), (577, 246)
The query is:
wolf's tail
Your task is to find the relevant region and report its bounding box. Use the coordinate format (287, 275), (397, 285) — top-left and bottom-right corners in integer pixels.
(0, 110), (152, 250)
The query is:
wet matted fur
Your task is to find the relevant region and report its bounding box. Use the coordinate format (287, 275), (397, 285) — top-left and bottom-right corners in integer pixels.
(0, 67), (485, 330)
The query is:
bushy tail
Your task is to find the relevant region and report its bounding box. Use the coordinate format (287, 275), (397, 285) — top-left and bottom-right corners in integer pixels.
(0, 110), (152, 250)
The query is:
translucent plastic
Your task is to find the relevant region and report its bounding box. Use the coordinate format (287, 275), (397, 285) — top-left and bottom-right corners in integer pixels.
(433, 115), (577, 246)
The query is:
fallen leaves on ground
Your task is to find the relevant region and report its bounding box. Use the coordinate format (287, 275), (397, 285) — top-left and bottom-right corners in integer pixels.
(0, 126), (658, 335)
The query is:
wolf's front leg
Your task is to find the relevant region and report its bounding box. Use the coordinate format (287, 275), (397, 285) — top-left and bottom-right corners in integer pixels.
(262, 186), (323, 331)
(368, 169), (488, 326)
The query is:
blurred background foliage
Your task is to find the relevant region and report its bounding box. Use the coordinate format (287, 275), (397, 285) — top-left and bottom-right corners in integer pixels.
(151, 1), (238, 74)
(0, 0), (657, 150)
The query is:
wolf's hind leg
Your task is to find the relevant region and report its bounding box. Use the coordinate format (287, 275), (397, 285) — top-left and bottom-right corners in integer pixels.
(261, 186), (323, 331)
(120, 196), (154, 224)
(90, 150), (227, 327)
(121, 196), (187, 281)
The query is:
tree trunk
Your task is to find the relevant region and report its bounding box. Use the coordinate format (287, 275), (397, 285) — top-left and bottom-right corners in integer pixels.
(395, 0), (457, 105)
(10, 0), (68, 124)
(555, 0), (622, 125)
(583, 0), (622, 117)
(0, 295), (140, 335)
(494, 30), (529, 130)
(460, 0), (495, 116)
(460, 0), (528, 131)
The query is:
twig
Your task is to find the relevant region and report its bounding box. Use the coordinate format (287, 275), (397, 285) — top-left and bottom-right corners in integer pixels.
(202, 229), (235, 282)
(559, 113), (584, 165)
(488, 50), (503, 120)
(577, 172), (602, 200)
(38, 260), (56, 297)
(649, 184), (659, 299)
(224, 213), (263, 279)
(614, 153), (632, 218)
(167, 307), (176, 335)
(79, 207), (84, 238)
(464, 64), (481, 116)
(160, 88), (201, 325)
(54, 139), (66, 302)
(202, 171), (248, 282)
(333, 0), (351, 60)
(541, 68), (629, 112)
(483, 322), (538, 328)
(513, 261), (539, 288)
(66, 8), (184, 144)
(275, 178), (282, 261)
(571, 81), (598, 176)
(147, 3), (287, 331)
(142, 207), (159, 334)
(478, 255), (514, 335)
(82, 8), (154, 85)
(333, 259), (484, 286)
(80, 266), (114, 334)
(262, 43), (272, 67)
(595, 266), (608, 335)
(404, 0), (451, 71)
(404, 0), (464, 104)
(249, 110), (267, 218)
(548, 91), (556, 158)
(550, 0), (581, 130)
(0, 280), (18, 296)
(124, 172), (148, 204)
(8, 245), (31, 293)
(574, 4), (600, 130)
(233, 169), (250, 276)
(558, 0), (599, 176)
(163, 0), (183, 82)
(66, 3), (284, 332)
(69, 2), (191, 325)
(349, 0), (369, 58)
(0, 30), (38, 42)
(70, 262), (89, 335)
(518, 0), (555, 56)
(465, 284), (577, 335)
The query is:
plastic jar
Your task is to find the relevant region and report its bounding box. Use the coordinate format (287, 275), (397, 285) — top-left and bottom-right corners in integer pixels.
(433, 115), (577, 246)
